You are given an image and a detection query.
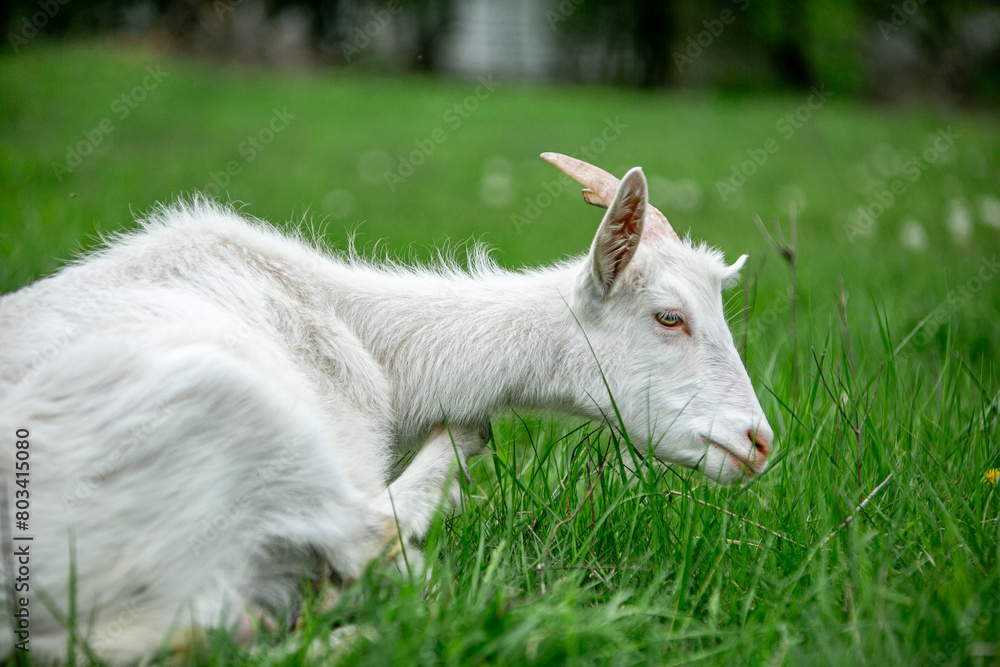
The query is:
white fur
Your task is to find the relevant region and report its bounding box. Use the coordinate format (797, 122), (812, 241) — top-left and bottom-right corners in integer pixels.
(0, 169), (771, 661)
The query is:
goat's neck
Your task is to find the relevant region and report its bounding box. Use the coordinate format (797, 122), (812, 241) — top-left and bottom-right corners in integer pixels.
(329, 263), (593, 440)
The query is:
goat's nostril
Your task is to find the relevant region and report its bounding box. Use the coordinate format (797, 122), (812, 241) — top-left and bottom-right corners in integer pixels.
(750, 430), (772, 458)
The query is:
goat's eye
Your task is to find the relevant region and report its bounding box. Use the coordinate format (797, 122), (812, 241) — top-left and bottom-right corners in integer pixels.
(655, 311), (684, 328)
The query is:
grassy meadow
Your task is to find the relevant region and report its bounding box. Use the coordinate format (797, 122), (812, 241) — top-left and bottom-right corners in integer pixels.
(2, 43), (1000, 665)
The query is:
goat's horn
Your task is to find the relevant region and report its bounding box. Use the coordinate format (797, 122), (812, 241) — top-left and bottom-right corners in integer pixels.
(540, 152), (678, 241)
(580, 188), (607, 209)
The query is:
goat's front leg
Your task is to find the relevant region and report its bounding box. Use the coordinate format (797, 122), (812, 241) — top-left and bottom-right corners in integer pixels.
(378, 421), (491, 547)
(293, 423), (490, 630)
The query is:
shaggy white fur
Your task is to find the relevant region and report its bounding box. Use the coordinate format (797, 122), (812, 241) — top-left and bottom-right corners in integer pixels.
(0, 163), (771, 661)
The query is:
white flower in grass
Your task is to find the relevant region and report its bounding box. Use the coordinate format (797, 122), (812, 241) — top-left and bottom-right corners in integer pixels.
(673, 179), (704, 212)
(323, 189), (356, 219)
(479, 155), (514, 208)
(648, 175), (672, 209)
(648, 176), (704, 212)
(357, 150), (393, 185)
(900, 218), (928, 253)
(978, 195), (1000, 230)
(946, 199), (973, 246)
(777, 184), (807, 215)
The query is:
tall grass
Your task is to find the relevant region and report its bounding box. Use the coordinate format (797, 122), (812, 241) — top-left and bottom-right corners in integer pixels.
(306, 313), (996, 666)
(1, 43), (998, 665)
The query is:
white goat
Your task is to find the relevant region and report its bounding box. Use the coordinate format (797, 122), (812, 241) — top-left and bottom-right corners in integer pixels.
(0, 153), (772, 662)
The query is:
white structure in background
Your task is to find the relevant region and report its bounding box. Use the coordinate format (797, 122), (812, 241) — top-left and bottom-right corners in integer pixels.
(437, 0), (558, 79)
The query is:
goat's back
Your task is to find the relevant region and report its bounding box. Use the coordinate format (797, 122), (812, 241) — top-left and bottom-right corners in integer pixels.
(0, 203), (400, 660)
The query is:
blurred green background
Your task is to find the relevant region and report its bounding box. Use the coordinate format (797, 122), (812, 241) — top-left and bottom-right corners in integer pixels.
(2, 37), (998, 362)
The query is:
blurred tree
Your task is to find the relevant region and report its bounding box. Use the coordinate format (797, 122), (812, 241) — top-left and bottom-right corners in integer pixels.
(634, 0), (677, 87)
(1, 0), (996, 104)
(770, 0), (814, 88)
(407, 0), (453, 72)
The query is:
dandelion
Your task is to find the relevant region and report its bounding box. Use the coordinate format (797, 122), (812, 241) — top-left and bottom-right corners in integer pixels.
(985, 468), (1000, 485)
(900, 218), (928, 253)
(357, 149), (393, 185)
(322, 189), (356, 220)
(979, 195), (1000, 230)
(479, 155), (514, 208)
(946, 199), (973, 246)
(777, 183), (807, 215)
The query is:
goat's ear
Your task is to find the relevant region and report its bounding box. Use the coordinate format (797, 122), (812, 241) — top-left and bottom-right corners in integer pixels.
(721, 254), (748, 288)
(588, 167), (647, 297)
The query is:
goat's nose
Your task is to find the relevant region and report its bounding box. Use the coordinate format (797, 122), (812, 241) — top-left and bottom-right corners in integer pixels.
(749, 428), (772, 461)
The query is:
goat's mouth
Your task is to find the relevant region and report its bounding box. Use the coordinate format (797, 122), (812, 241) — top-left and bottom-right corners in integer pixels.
(701, 435), (756, 478)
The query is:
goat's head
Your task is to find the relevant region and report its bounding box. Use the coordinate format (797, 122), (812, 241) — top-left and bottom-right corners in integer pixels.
(543, 152), (773, 484)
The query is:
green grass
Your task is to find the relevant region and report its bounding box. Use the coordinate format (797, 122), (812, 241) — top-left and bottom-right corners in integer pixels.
(2, 42), (1000, 666)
